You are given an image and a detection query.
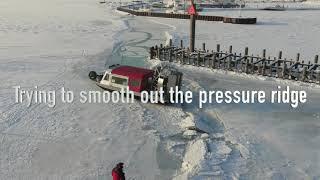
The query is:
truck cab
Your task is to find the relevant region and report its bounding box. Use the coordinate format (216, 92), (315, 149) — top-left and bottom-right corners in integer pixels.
(89, 65), (183, 101)
(95, 66), (154, 95)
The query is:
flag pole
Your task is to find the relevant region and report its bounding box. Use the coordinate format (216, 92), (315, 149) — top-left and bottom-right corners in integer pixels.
(188, 0), (197, 52)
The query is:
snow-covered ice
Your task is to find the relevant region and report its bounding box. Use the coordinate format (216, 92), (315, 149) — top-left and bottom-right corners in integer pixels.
(144, 8), (320, 179)
(1, 0), (320, 179)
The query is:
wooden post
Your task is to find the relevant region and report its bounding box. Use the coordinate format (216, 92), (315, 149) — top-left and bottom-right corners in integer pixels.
(296, 53), (300, 62)
(207, 55), (210, 68)
(174, 50), (178, 63)
(160, 44), (163, 60)
(244, 47), (248, 72)
(259, 49), (266, 75)
(159, 48), (162, 61)
(258, 62), (262, 75)
(250, 55), (254, 74)
(190, 15), (196, 52)
(289, 66), (293, 80)
(262, 61), (266, 76)
(169, 39), (173, 47)
(177, 50), (180, 64)
(229, 45), (233, 53)
(227, 46), (232, 70)
(196, 52), (200, 66)
(202, 43), (206, 52)
(155, 45), (158, 58)
(313, 55), (319, 83)
(180, 50), (184, 64)
(222, 51), (226, 69)
(217, 53), (221, 68)
(212, 52), (216, 69)
(149, 47), (154, 59)
(315, 55), (319, 64)
(301, 66), (307, 82)
(278, 51), (282, 60)
(273, 57), (277, 77)
(276, 51), (282, 77)
(187, 48), (191, 65)
(282, 62), (286, 79)
(209, 50), (213, 68)
(310, 69), (314, 82)
(290, 53), (300, 79)
(191, 53), (194, 66)
(235, 53), (241, 71)
(216, 44), (220, 54)
(277, 61), (281, 77)
(152, 46), (156, 59)
(245, 47), (249, 56)
(157, 47), (160, 60)
(169, 49), (172, 62)
(180, 40), (183, 48)
(245, 58), (249, 74)
(262, 49), (266, 58)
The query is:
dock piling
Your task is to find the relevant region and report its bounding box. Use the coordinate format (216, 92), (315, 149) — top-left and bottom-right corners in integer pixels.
(149, 40), (320, 85)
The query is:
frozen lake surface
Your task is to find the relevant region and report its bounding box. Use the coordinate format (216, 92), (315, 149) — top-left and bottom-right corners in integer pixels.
(0, 0), (320, 179)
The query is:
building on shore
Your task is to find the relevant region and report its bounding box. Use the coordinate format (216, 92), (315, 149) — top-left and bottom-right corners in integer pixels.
(165, 0), (244, 9)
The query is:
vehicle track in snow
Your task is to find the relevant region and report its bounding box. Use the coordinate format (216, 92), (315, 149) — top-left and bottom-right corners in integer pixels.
(109, 14), (249, 179)
(101, 14), (189, 179)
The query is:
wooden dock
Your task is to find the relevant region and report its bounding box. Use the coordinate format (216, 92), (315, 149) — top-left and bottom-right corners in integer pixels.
(117, 7), (257, 24)
(149, 40), (320, 85)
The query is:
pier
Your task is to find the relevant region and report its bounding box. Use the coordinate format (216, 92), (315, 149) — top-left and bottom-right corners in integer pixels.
(116, 7), (257, 24)
(149, 40), (320, 85)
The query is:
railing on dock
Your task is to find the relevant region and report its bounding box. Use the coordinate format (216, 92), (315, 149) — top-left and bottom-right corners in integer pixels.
(149, 40), (320, 85)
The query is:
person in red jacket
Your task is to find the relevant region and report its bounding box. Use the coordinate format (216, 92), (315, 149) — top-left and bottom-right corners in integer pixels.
(112, 162), (125, 180)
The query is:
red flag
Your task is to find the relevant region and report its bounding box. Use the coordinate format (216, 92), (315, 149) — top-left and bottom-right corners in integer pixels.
(187, 2), (197, 15)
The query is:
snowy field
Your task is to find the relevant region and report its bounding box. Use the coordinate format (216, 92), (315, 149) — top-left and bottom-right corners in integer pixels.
(1, 0), (320, 179)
